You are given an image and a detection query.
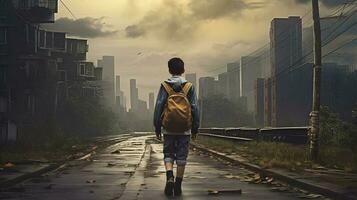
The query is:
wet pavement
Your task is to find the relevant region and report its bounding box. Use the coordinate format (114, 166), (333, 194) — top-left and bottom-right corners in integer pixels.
(0, 135), (318, 200)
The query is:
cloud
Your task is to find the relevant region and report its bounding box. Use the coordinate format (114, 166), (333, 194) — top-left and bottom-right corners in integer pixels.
(124, 0), (263, 40)
(189, 0), (262, 20)
(44, 17), (118, 38)
(294, 0), (348, 7)
(125, 25), (145, 38)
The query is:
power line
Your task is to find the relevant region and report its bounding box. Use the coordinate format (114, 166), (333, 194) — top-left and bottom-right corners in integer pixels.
(202, 8), (315, 75)
(216, 11), (357, 98)
(322, 8), (357, 45)
(211, 2), (356, 76)
(207, 3), (356, 77)
(323, 37), (357, 57)
(60, 0), (77, 19)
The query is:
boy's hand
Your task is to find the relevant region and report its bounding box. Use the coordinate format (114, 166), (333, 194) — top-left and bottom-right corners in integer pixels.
(156, 132), (162, 141)
(191, 134), (197, 141)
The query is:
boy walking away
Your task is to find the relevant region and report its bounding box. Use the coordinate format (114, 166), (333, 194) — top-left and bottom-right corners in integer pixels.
(154, 57), (200, 197)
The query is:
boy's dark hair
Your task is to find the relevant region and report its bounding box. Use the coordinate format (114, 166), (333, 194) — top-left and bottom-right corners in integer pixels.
(168, 57), (185, 75)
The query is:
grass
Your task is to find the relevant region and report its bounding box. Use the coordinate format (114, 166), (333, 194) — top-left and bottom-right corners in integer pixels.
(195, 135), (357, 172)
(0, 137), (94, 164)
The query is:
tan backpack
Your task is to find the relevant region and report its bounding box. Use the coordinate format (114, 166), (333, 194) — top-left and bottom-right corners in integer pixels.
(161, 82), (193, 133)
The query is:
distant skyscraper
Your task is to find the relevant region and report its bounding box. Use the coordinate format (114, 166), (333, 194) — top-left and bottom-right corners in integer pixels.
(116, 75), (121, 95)
(130, 79), (139, 111)
(240, 56), (263, 112)
(199, 77), (215, 99)
(185, 73), (197, 89)
(255, 78), (265, 127)
(270, 16), (302, 126)
(149, 92), (155, 113)
(217, 72), (229, 98)
(264, 78), (272, 127)
(98, 56), (115, 108)
(138, 100), (148, 112)
(227, 62), (240, 103)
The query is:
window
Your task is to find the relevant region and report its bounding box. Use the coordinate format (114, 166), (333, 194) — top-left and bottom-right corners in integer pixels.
(0, 27), (6, 45)
(57, 70), (66, 81)
(0, 66), (6, 83)
(38, 30), (45, 48)
(54, 32), (65, 50)
(45, 31), (53, 48)
(80, 64), (85, 75)
(85, 64), (93, 76)
(0, 96), (7, 113)
(77, 41), (87, 53)
(26, 94), (35, 115)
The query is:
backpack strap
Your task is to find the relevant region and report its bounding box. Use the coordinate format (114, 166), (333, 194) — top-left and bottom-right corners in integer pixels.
(182, 82), (192, 96)
(162, 82), (175, 96)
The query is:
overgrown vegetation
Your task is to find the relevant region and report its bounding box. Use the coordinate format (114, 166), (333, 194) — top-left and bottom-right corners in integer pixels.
(201, 95), (254, 127)
(319, 106), (357, 151)
(0, 137), (93, 164)
(57, 95), (119, 136)
(196, 105), (357, 172)
(0, 93), (121, 163)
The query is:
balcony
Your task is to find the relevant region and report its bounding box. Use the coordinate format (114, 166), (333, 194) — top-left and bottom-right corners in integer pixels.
(38, 30), (66, 52)
(77, 62), (95, 79)
(66, 38), (88, 61)
(12, 0), (58, 23)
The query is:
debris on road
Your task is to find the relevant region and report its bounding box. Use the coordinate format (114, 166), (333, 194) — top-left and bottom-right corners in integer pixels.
(208, 189), (242, 195)
(224, 174), (242, 179)
(107, 163), (116, 167)
(297, 193), (323, 199)
(86, 180), (96, 184)
(44, 184), (55, 190)
(111, 150), (121, 154)
(3, 163), (15, 168)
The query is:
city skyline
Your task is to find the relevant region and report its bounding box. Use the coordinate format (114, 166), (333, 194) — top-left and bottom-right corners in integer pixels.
(43, 0), (346, 101)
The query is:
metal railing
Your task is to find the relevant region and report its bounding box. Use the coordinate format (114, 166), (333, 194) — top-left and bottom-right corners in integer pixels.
(199, 127), (310, 144)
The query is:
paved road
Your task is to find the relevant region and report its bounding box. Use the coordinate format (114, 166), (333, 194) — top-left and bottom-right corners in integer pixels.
(0, 135), (316, 200)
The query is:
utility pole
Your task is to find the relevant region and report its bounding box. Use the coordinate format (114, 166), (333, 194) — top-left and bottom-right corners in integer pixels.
(310, 0), (322, 161)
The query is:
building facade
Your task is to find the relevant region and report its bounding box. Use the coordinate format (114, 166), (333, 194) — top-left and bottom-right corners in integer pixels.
(98, 56), (115, 108)
(148, 92), (155, 113)
(0, 0), (102, 144)
(240, 56), (263, 112)
(130, 79), (138, 112)
(270, 16), (303, 126)
(185, 73), (197, 90)
(227, 62), (240, 103)
(255, 78), (265, 127)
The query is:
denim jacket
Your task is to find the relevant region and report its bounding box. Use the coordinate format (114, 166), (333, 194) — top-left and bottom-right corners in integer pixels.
(153, 76), (200, 135)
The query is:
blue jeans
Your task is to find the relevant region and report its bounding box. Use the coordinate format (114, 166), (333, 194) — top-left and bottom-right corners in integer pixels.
(163, 135), (190, 166)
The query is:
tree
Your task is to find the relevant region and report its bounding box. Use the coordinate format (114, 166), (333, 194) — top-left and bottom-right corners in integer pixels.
(57, 94), (118, 136)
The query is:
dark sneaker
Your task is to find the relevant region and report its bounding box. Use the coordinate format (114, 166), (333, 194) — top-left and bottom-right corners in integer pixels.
(174, 181), (182, 196)
(164, 177), (174, 196)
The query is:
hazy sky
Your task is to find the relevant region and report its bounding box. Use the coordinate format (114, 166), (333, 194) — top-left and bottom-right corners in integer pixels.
(50, 0), (338, 104)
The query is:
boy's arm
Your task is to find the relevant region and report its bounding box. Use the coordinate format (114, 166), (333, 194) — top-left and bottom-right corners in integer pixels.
(188, 85), (200, 135)
(153, 85), (168, 135)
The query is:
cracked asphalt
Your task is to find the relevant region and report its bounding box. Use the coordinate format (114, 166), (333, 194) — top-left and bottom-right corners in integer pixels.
(0, 134), (317, 200)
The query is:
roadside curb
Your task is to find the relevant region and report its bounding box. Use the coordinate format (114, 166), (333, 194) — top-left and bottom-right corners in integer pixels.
(0, 163), (62, 189)
(190, 142), (356, 200)
(0, 135), (136, 190)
